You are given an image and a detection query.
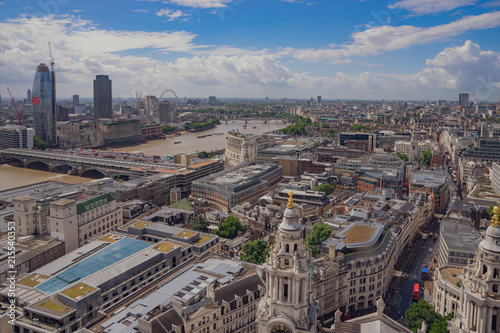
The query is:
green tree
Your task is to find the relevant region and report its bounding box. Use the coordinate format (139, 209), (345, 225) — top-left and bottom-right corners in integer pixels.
(192, 215), (208, 232)
(216, 216), (246, 239)
(321, 123), (330, 129)
(33, 136), (46, 150)
(351, 124), (365, 131)
(162, 125), (176, 133)
(305, 222), (332, 256)
(401, 116), (411, 122)
(396, 152), (409, 161)
(328, 129), (335, 137)
(419, 149), (433, 167)
(313, 184), (335, 195)
(165, 195), (171, 206)
(405, 300), (441, 333)
(240, 239), (270, 264)
(429, 314), (454, 333)
(487, 205), (496, 219)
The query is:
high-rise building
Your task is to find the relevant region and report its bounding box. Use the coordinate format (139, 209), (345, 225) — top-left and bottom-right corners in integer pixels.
(208, 96), (216, 105)
(159, 100), (172, 123)
(144, 95), (157, 120)
(459, 93), (470, 108)
(27, 89), (31, 102)
(32, 63), (56, 146)
(93, 75), (112, 119)
(73, 94), (79, 107)
(317, 96), (322, 104)
(0, 125), (34, 149)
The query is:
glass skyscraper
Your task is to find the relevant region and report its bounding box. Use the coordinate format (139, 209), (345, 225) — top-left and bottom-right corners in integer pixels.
(32, 63), (56, 146)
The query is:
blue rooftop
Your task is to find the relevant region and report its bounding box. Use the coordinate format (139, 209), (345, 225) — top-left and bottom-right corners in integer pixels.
(37, 237), (150, 295)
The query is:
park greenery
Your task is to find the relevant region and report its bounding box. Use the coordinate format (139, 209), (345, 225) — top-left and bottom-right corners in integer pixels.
(405, 300), (453, 333)
(215, 216), (246, 239)
(396, 152), (409, 161)
(305, 222), (332, 256)
(161, 124), (177, 133)
(313, 184), (335, 195)
(165, 195), (171, 206)
(351, 124), (365, 131)
(240, 239), (270, 264)
(192, 215), (208, 232)
(184, 117), (220, 131)
(419, 149), (433, 167)
(33, 136), (46, 150)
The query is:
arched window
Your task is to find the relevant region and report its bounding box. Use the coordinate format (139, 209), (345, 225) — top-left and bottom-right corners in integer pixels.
(483, 265), (488, 275)
(494, 268), (499, 279)
(285, 244), (289, 253)
(294, 243), (298, 252)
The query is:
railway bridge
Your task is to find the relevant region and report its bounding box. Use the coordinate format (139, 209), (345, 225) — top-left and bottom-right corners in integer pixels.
(0, 148), (161, 178)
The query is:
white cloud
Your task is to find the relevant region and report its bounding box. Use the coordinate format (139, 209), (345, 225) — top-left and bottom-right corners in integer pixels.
(283, 11), (500, 64)
(132, 9), (150, 13)
(165, 0), (233, 9)
(388, 0), (476, 14)
(156, 8), (190, 20)
(0, 15), (498, 101)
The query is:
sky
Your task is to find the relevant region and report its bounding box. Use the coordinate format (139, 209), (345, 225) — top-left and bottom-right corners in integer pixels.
(1, 0), (500, 101)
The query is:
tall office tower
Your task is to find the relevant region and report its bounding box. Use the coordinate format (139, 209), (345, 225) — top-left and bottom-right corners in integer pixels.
(159, 101), (172, 123)
(208, 96), (216, 105)
(32, 63), (56, 146)
(93, 75), (112, 119)
(317, 96), (322, 104)
(145, 95), (157, 120)
(73, 94), (79, 107)
(437, 100), (446, 107)
(27, 89), (31, 102)
(459, 93), (469, 108)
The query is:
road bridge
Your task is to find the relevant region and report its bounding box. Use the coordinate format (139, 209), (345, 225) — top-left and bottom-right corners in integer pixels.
(0, 148), (164, 178)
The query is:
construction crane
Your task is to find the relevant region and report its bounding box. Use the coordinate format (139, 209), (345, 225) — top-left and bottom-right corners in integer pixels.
(6, 87), (22, 125)
(48, 42), (55, 71)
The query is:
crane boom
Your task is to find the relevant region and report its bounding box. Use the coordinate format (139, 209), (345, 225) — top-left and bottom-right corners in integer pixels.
(48, 42), (55, 70)
(6, 87), (22, 125)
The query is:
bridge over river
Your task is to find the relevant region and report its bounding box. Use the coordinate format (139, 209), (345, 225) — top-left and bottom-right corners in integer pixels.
(0, 148), (164, 178)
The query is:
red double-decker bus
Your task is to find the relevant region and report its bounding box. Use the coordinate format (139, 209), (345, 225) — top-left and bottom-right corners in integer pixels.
(412, 283), (420, 302)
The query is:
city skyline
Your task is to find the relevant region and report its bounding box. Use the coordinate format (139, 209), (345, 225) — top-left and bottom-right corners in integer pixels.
(1, 0), (500, 101)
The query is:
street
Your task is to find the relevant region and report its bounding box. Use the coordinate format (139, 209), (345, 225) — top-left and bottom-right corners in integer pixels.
(386, 228), (440, 322)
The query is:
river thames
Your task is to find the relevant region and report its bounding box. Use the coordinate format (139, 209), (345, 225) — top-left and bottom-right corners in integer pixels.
(0, 120), (286, 191)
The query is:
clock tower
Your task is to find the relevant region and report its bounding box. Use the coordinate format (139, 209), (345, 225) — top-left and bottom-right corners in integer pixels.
(257, 191), (318, 333)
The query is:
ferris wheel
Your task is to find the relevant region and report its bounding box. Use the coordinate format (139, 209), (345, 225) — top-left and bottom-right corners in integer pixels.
(158, 89), (180, 113)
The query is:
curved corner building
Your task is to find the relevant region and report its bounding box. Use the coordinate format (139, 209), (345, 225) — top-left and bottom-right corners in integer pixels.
(32, 63), (56, 146)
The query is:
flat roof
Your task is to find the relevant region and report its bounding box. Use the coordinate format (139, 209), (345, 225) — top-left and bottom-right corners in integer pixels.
(440, 219), (482, 252)
(37, 237), (150, 295)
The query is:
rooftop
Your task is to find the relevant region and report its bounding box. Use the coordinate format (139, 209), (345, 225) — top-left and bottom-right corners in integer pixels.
(440, 267), (462, 285)
(343, 224), (376, 244)
(18, 274), (49, 287)
(153, 242), (176, 253)
(440, 219), (482, 252)
(411, 170), (447, 188)
(175, 230), (198, 239)
(61, 283), (96, 299)
(30, 298), (74, 317)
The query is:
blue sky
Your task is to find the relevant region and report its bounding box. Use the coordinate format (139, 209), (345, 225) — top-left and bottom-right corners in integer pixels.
(1, 0), (500, 101)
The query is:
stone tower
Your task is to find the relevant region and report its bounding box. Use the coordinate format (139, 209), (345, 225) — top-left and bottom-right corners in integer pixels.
(457, 206), (500, 332)
(257, 191), (318, 333)
(409, 116), (418, 165)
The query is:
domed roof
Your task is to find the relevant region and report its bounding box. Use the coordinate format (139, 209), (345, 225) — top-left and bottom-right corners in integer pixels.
(479, 206), (500, 253)
(278, 191), (302, 231)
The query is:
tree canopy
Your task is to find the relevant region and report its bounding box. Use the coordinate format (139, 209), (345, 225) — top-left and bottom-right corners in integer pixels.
(313, 184), (335, 195)
(405, 300), (453, 333)
(33, 136), (46, 150)
(240, 239), (270, 264)
(396, 152), (409, 161)
(215, 216), (246, 239)
(192, 215), (208, 232)
(419, 149), (433, 167)
(351, 124), (365, 131)
(305, 222), (332, 256)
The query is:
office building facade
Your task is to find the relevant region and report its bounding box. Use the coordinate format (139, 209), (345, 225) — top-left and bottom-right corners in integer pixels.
(93, 75), (112, 119)
(459, 93), (470, 108)
(0, 125), (33, 149)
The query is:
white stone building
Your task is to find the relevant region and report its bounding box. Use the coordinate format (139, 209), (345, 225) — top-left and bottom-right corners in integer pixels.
(434, 208), (500, 332)
(394, 139), (439, 157)
(224, 132), (274, 167)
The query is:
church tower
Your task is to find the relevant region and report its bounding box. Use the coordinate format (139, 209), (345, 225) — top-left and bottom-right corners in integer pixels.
(409, 116), (418, 164)
(257, 191), (318, 333)
(457, 206), (500, 332)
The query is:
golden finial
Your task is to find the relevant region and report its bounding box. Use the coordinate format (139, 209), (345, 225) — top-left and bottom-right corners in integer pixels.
(492, 206), (500, 227)
(288, 190), (294, 208)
